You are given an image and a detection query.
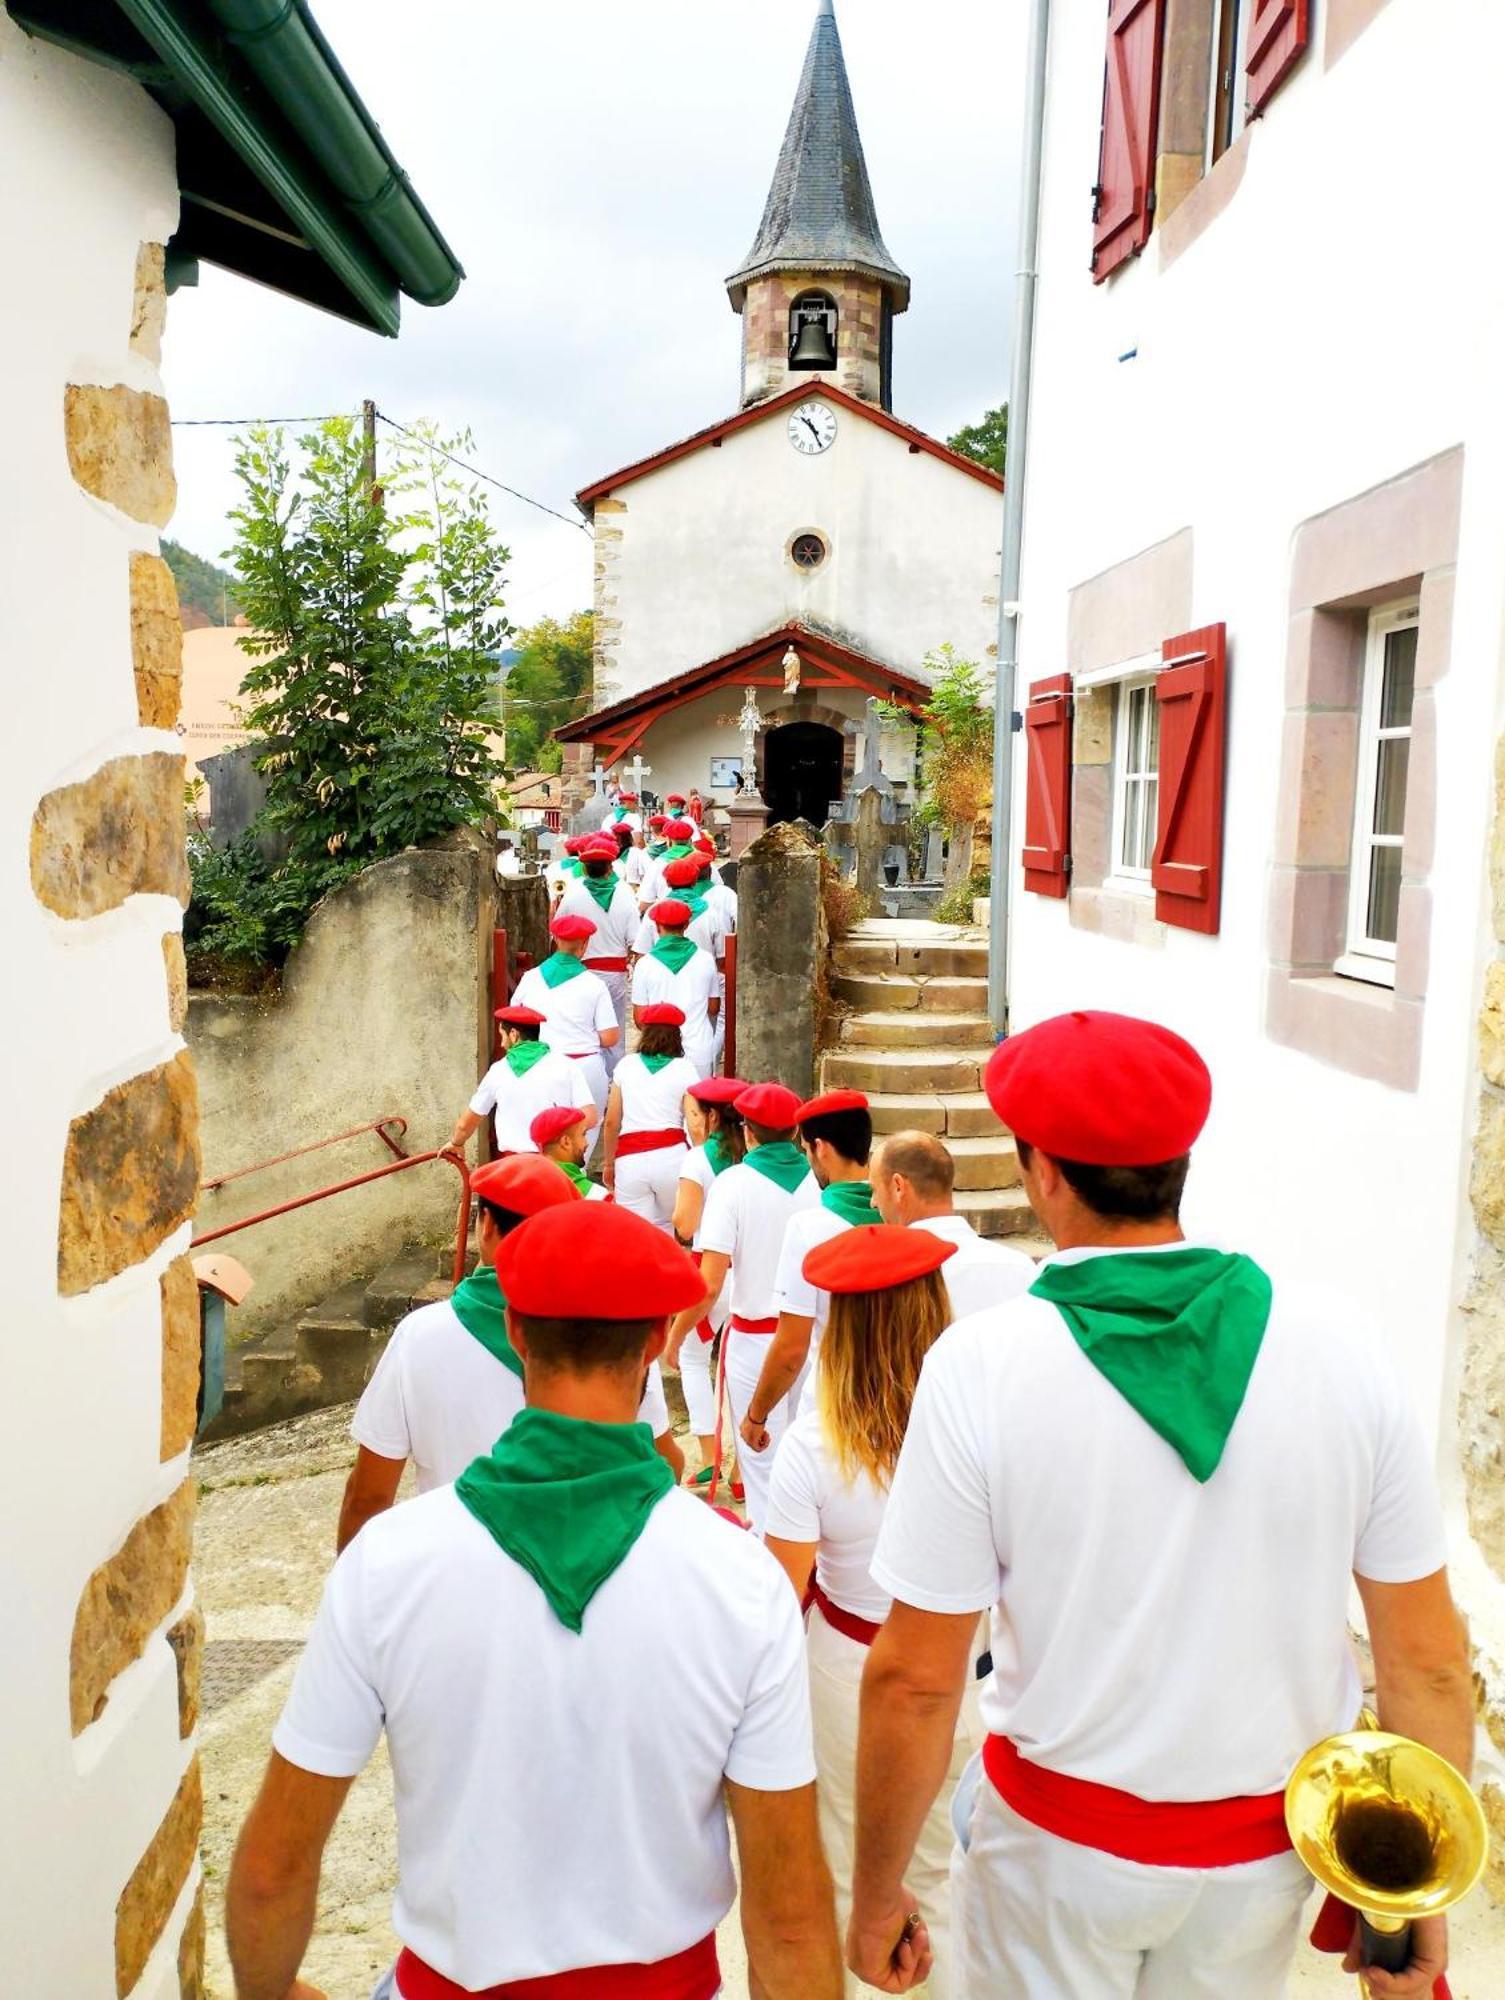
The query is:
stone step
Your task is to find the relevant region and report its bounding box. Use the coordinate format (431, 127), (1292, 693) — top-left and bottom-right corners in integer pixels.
(834, 937), (990, 980)
(840, 1010), (995, 1050)
(823, 1045), (987, 1094)
(295, 1281), (386, 1402)
(363, 1252), (449, 1331)
(954, 1186), (1036, 1238)
(944, 1134), (1020, 1192)
(865, 1091), (1003, 1139)
(832, 971), (988, 1015)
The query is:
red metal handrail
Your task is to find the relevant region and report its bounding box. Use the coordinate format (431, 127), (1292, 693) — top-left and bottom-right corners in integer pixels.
(202, 1116), (409, 1194)
(192, 1148), (473, 1287)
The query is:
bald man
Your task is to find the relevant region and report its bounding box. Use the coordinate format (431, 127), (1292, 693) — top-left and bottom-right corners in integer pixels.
(869, 1131), (1036, 1321)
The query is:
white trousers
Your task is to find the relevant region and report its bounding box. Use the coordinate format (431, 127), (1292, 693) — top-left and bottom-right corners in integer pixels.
(723, 1328), (808, 1531)
(808, 1604), (972, 2000)
(591, 969), (629, 1080)
(951, 1782), (1312, 1999)
(679, 1287), (725, 1438)
(614, 1143), (687, 1230)
(638, 1360), (670, 1440)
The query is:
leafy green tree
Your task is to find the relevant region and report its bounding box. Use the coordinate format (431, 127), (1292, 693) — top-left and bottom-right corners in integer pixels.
(947, 403), (1008, 476)
(502, 609), (594, 774)
(906, 646), (995, 891)
(231, 416), (510, 870)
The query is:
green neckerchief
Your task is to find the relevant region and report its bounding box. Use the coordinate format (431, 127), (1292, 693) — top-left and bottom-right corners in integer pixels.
(449, 1264), (521, 1380)
(1030, 1248), (1273, 1483)
(639, 1052), (677, 1074)
(538, 950), (587, 988)
(558, 1159), (595, 1198)
(821, 1179), (882, 1226)
(505, 1040), (552, 1079)
(743, 1140), (812, 1195)
(705, 1133), (733, 1176)
(561, 858), (583, 877)
(663, 842), (695, 862)
(646, 840), (667, 860)
(678, 886), (710, 920)
(580, 871), (619, 915)
(611, 806), (632, 823)
(456, 1409), (673, 1633)
(651, 935), (698, 974)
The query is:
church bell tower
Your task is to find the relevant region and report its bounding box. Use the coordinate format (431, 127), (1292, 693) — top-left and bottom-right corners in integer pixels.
(726, 0), (910, 412)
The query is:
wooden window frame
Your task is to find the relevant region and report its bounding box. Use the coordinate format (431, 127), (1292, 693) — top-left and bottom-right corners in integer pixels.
(1108, 673), (1162, 893)
(1336, 601), (1420, 987)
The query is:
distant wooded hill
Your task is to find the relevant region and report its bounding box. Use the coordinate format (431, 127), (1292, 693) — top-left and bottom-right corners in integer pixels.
(163, 538), (241, 629)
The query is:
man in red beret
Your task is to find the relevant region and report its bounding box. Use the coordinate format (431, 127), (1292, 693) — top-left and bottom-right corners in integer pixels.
(669, 1081), (819, 1529)
(446, 1004), (595, 1161)
(230, 1203), (843, 2000)
(631, 898), (720, 1078)
(740, 1091), (879, 1466)
(553, 835), (639, 1078)
(530, 1103), (607, 1201)
(850, 1010), (1469, 2000)
(510, 913), (621, 1118)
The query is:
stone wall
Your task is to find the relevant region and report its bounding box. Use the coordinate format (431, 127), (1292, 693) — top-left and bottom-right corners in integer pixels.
(739, 271), (890, 408)
(189, 833), (497, 1337)
(734, 821), (824, 1095)
(4, 17), (206, 1990)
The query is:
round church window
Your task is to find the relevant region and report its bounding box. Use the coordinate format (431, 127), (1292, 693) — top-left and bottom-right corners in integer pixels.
(790, 531), (828, 571)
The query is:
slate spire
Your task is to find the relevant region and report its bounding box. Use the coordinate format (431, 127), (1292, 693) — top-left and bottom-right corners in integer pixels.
(726, 0), (909, 312)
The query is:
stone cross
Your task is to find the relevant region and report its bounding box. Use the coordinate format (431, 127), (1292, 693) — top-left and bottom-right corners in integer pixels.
(852, 697), (895, 798)
(622, 753), (652, 794)
(587, 762), (608, 798)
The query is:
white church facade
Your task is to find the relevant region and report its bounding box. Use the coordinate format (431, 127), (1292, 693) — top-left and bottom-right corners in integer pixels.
(559, 0), (1003, 830)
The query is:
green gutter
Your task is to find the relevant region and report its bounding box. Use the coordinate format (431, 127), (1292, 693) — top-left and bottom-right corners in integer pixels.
(207, 0), (463, 308)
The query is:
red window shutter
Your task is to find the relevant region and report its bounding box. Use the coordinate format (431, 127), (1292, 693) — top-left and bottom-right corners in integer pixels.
(1022, 674), (1074, 898)
(1151, 626), (1227, 934)
(1091, 0), (1167, 284)
(1245, 0), (1311, 118)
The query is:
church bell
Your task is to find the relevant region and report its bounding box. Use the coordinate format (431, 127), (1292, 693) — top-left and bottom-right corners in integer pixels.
(791, 315), (837, 369)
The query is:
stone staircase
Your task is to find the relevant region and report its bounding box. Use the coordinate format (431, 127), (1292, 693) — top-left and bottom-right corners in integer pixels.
(201, 1249), (454, 1441)
(822, 920), (1047, 1249)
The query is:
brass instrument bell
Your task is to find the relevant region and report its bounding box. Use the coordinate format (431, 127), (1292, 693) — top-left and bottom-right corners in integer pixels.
(1285, 1727), (1487, 1975)
(790, 315), (836, 368)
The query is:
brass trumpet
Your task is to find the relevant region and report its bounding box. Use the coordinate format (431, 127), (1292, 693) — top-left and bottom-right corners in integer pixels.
(1284, 1723), (1487, 1975)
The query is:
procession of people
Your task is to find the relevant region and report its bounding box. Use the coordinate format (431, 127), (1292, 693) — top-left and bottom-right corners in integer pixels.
(224, 805), (1474, 2000)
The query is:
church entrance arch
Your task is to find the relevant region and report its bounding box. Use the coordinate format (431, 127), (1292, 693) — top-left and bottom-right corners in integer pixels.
(762, 719), (845, 829)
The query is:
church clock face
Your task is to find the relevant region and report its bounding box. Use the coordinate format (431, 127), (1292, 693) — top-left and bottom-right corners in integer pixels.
(787, 401), (838, 456)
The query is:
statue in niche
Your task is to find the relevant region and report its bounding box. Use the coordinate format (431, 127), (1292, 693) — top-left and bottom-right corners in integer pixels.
(782, 646), (802, 695)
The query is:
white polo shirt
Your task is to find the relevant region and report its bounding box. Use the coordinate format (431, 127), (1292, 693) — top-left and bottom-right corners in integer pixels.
(274, 1485), (814, 1988)
(556, 878), (639, 961)
(910, 1213), (1037, 1322)
(631, 950), (721, 1067)
(352, 1302), (672, 1478)
(765, 1406), (890, 1624)
(469, 1048), (593, 1155)
(615, 1053), (698, 1135)
(871, 1245), (1449, 1800)
(511, 962), (618, 1058)
(633, 905), (727, 965)
(772, 1201), (857, 1354)
(700, 1159), (819, 1322)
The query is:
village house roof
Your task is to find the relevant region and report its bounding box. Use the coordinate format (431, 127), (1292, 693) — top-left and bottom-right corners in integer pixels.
(575, 379), (1002, 516)
(6, 0), (463, 335)
(726, 0), (909, 313)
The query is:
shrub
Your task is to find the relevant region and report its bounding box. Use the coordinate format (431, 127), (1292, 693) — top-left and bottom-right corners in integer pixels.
(934, 868), (991, 926)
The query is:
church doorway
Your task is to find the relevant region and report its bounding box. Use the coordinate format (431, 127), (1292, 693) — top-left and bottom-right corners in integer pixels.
(762, 720), (844, 829)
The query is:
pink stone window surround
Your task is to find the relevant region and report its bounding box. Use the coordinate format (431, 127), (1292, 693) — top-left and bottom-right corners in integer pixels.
(1266, 448), (1462, 1091)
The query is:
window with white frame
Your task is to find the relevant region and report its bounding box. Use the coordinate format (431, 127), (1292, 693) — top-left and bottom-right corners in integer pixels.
(1110, 676), (1161, 886)
(1205, 0), (1252, 167)
(1338, 602), (1419, 985)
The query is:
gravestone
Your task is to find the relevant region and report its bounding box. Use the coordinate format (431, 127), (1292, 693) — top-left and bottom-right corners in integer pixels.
(853, 788), (887, 903)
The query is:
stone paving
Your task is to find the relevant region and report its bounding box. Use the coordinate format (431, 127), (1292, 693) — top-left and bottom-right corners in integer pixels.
(194, 1405), (1505, 1997)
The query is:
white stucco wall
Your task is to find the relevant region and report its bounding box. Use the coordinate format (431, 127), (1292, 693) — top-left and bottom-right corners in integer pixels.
(593, 401), (1003, 700)
(1011, 0), (1505, 1613)
(0, 21), (195, 1994)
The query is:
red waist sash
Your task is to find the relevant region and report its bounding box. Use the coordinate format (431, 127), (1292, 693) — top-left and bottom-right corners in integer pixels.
(396, 1934), (718, 2000)
(694, 1316), (716, 1345)
(983, 1735), (1291, 1868)
(564, 1051), (597, 1061)
(616, 1128), (688, 1159)
(809, 1576), (882, 1648)
(586, 956), (629, 973)
(730, 1313), (778, 1335)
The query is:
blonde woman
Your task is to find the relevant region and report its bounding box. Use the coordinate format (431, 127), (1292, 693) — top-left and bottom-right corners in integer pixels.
(764, 1224), (967, 1999)
(671, 1076), (746, 1489)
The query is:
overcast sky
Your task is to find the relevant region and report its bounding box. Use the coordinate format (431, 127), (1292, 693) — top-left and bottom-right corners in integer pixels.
(163, 0), (1024, 629)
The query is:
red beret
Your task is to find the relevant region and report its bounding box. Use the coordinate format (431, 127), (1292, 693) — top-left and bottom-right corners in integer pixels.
(563, 836), (587, 855)
(735, 1082), (803, 1129)
(985, 1010), (1211, 1167)
(550, 913), (597, 941)
(651, 899), (692, 929)
(693, 836), (716, 855)
(617, 792), (639, 805)
(529, 1105), (589, 1149)
(638, 1003), (686, 1027)
(648, 814), (668, 829)
(498, 1203), (705, 1318)
(663, 857), (700, 888)
(472, 1153), (581, 1216)
(666, 792), (687, 805)
(583, 835), (619, 857)
(802, 1223), (957, 1295)
(796, 1089), (869, 1123)
(690, 1076), (747, 1105)
(662, 819), (694, 841)
(495, 1003), (548, 1026)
